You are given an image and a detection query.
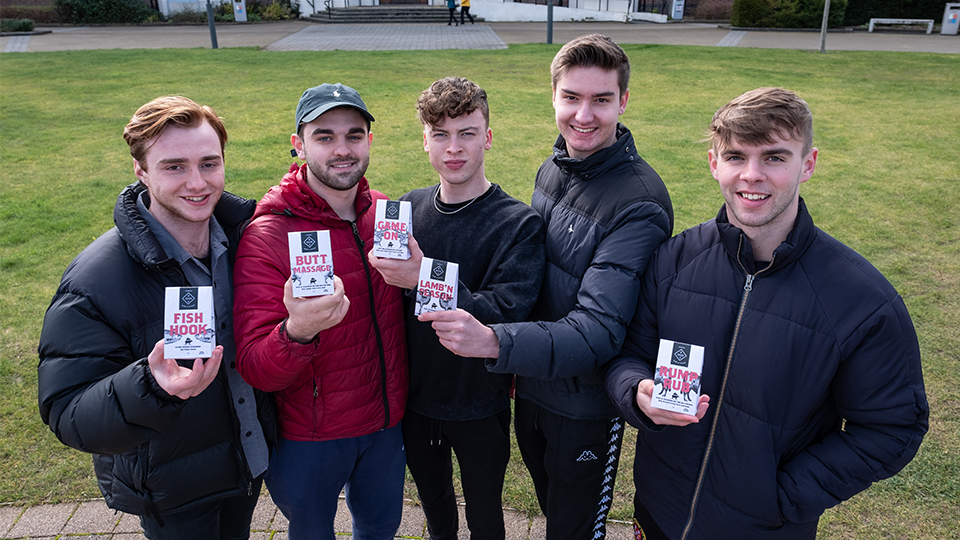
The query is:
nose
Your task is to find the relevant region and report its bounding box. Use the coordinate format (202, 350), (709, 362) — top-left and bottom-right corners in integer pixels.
(740, 158), (765, 182)
(447, 134), (463, 154)
(574, 101), (594, 124)
(185, 165), (206, 189)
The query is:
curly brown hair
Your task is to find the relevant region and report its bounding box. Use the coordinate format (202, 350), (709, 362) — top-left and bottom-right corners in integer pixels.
(416, 77), (489, 129)
(123, 96), (227, 171)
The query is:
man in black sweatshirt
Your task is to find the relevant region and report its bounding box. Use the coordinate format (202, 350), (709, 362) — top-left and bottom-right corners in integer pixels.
(369, 76), (545, 540)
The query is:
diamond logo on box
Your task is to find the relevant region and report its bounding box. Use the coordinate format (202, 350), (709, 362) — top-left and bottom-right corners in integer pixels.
(372, 199), (412, 260)
(650, 339), (704, 416)
(288, 230), (334, 297)
(164, 286), (215, 359)
(415, 257), (458, 316)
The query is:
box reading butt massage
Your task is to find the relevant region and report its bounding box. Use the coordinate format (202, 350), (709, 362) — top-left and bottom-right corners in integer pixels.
(651, 339), (705, 416)
(288, 230), (335, 297)
(415, 257), (458, 316)
(372, 199), (412, 260)
(164, 286), (215, 359)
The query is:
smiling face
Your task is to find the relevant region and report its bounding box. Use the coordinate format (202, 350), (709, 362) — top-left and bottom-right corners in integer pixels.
(552, 65), (628, 160)
(424, 109), (492, 195)
(293, 106), (372, 194)
(709, 133), (817, 252)
(134, 121), (224, 234)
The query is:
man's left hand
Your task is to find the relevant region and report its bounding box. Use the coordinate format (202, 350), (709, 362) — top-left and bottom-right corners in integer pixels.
(147, 339), (223, 400)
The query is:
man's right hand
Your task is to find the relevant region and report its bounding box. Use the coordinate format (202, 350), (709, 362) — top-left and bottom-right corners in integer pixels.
(283, 275), (350, 343)
(635, 378), (710, 426)
(147, 339), (223, 400)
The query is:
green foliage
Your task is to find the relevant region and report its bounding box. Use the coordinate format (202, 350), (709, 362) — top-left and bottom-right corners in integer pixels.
(260, 0), (293, 20)
(732, 0), (847, 28)
(54, 0), (160, 24)
(0, 17), (35, 31)
(1, 45), (958, 539)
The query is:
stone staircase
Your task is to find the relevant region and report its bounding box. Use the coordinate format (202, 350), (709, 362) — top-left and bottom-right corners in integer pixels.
(305, 5), (481, 23)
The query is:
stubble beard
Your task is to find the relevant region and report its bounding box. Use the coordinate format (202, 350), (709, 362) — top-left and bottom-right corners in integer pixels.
(305, 154), (369, 192)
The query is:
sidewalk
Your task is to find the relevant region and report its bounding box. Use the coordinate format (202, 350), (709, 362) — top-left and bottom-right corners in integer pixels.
(0, 495), (634, 539)
(2, 20), (958, 54)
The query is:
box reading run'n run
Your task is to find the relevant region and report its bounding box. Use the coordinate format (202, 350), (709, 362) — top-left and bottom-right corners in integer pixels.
(164, 286), (215, 359)
(372, 199), (412, 260)
(415, 257), (458, 316)
(651, 339), (705, 416)
(288, 230), (335, 297)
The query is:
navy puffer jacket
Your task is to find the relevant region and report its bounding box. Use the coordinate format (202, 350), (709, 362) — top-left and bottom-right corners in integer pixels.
(606, 201), (928, 539)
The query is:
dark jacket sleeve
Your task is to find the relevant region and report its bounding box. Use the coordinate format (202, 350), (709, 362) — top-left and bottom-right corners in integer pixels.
(38, 289), (186, 456)
(489, 200), (670, 380)
(776, 296), (929, 523)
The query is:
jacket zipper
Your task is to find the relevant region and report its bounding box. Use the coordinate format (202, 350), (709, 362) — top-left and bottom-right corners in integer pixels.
(351, 221), (390, 430)
(679, 237), (774, 540)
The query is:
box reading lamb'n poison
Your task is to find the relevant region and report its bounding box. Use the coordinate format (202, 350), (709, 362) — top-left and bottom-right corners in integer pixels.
(650, 339), (705, 416)
(288, 230), (334, 298)
(414, 257), (458, 316)
(164, 286), (215, 359)
(373, 199), (412, 260)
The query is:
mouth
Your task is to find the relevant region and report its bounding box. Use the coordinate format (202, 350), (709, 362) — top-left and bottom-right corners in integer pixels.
(183, 195), (209, 203)
(571, 126), (597, 134)
(445, 160), (466, 170)
(740, 192), (769, 201)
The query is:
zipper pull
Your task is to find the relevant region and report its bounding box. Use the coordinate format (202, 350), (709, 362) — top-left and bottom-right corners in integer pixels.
(744, 274), (755, 292)
(314, 381), (319, 398)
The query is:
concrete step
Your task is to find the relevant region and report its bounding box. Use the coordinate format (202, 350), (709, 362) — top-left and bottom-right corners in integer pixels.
(306, 6), (482, 24)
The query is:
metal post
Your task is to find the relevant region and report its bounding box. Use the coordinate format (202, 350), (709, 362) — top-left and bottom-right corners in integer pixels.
(547, 0), (553, 44)
(819, 0), (830, 53)
(206, 0), (219, 49)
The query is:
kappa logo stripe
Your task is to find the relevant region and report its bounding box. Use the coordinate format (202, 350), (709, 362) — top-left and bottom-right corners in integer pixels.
(577, 450), (599, 461)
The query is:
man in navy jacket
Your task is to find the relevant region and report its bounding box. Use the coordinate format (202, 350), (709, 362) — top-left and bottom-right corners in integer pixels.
(605, 87), (928, 540)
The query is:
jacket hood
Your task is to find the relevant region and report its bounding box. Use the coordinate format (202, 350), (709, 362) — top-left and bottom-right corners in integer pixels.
(113, 181), (255, 271)
(551, 123), (637, 181)
(253, 163), (374, 226)
(715, 197), (817, 275)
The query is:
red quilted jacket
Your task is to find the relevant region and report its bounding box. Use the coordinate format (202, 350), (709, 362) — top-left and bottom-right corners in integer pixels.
(233, 163), (407, 442)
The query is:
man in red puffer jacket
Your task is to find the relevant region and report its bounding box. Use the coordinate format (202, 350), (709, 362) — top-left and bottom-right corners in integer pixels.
(232, 83), (407, 540)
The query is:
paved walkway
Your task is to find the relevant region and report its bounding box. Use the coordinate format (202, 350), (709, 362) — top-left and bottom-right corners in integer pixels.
(2, 20), (959, 54)
(0, 495), (634, 539)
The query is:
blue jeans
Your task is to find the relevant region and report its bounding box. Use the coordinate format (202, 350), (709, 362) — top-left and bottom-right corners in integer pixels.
(140, 477), (262, 540)
(266, 424), (406, 540)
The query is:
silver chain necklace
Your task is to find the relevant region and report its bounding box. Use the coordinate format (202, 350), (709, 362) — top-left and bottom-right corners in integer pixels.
(433, 185), (483, 215)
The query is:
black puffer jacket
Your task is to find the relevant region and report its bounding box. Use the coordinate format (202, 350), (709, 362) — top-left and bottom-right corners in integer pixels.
(38, 182), (274, 517)
(488, 125), (673, 420)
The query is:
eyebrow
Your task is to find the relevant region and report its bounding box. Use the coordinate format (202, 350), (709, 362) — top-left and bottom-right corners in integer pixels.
(310, 127), (367, 136)
(722, 147), (795, 157)
(155, 155), (222, 165)
(558, 87), (617, 99)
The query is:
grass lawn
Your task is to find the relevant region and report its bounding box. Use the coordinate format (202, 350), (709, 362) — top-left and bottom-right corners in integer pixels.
(1, 43), (957, 539)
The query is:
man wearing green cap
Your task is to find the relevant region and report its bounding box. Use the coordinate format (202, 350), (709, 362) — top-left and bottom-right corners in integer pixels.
(232, 83), (408, 540)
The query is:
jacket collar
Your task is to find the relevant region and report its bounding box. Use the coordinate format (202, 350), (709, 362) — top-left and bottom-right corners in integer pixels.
(551, 123), (638, 180)
(715, 197), (817, 275)
(253, 163), (374, 226)
(113, 181), (255, 271)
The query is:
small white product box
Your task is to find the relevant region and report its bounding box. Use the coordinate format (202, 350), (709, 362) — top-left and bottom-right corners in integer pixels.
(650, 339), (705, 416)
(163, 286), (215, 359)
(372, 199), (412, 260)
(414, 257), (458, 316)
(288, 230), (335, 297)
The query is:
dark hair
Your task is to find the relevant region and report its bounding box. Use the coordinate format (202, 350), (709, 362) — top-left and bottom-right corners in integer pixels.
(550, 34), (630, 96)
(417, 76), (489, 128)
(123, 96), (226, 170)
(710, 87), (814, 156)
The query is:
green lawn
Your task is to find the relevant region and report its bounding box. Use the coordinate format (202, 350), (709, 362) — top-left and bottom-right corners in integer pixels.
(1, 44), (957, 539)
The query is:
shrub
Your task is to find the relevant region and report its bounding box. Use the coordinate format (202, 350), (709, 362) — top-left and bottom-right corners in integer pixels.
(732, 0), (847, 28)
(55, 0), (160, 23)
(1, 17), (35, 31)
(167, 4), (205, 22)
(0, 6), (58, 23)
(694, 0), (733, 20)
(260, 1), (292, 20)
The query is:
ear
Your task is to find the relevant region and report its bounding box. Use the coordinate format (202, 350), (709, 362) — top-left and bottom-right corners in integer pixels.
(484, 127), (492, 151)
(799, 148), (818, 185)
(708, 149), (720, 181)
(290, 133), (304, 159)
(423, 129), (430, 153)
(619, 89), (629, 116)
(133, 158), (149, 187)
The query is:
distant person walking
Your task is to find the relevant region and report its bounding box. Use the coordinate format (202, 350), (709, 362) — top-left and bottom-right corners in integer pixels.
(447, 0), (458, 26)
(460, 0), (474, 25)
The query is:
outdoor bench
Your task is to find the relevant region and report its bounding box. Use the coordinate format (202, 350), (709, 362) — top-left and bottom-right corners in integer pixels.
(868, 18), (935, 34)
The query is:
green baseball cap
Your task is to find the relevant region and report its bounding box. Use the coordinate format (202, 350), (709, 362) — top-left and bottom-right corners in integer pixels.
(295, 83), (375, 132)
